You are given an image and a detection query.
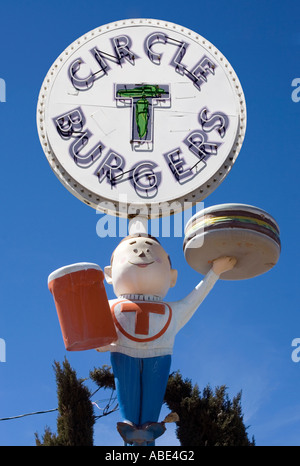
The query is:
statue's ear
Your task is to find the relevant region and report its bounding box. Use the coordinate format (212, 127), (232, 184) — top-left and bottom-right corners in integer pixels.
(104, 266), (112, 284)
(170, 269), (178, 288)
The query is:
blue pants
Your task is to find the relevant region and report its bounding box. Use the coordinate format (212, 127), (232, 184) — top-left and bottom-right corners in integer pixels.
(110, 352), (171, 426)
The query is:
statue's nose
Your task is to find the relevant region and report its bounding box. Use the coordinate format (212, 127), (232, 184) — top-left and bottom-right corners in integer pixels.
(138, 251), (146, 257)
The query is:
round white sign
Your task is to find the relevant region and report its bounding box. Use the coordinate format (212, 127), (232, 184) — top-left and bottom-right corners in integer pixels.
(37, 18), (246, 218)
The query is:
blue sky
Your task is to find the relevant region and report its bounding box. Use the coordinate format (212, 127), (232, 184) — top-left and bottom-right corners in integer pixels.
(0, 0), (299, 446)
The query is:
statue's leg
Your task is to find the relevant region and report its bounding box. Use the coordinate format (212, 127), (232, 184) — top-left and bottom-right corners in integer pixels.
(140, 355), (171, 425)
(110, 352), (141, 425)
(111, 353), (171, 446)
(140, 355), (172, 445)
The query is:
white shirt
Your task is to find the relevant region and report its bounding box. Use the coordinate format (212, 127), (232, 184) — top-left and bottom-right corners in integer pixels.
(96, 269), (219, 358)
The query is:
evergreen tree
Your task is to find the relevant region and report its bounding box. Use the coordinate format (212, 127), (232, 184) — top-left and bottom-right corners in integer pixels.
(164, 371), (255, 446)
(36, 361), (254, 446)
(90, 365), (116, 391)
(35, 358), (95, 446)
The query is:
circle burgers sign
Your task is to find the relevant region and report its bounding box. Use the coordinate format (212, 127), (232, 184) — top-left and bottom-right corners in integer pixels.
(37, 18), (246, 218)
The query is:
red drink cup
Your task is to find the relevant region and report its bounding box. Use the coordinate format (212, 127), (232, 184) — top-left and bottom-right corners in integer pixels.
(48, 262), (117, 351)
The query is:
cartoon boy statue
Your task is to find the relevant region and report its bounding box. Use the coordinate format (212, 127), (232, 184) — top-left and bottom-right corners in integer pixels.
(96, 233), (236, 445)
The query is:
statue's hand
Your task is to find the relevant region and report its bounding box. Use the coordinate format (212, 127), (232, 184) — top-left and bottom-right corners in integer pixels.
(212, 256), (237, 276)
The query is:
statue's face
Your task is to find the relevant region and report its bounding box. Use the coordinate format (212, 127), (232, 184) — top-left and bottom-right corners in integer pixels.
(105, 236), (177, 298)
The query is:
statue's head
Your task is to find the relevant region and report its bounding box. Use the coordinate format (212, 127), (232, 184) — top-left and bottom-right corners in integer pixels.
(104, 234), (178, 298)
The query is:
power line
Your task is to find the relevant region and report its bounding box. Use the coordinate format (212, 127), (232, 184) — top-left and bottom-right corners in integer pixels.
(0, 396), (118, 422)
(0, 408), (58, 421)
(0, 370), (117, 422)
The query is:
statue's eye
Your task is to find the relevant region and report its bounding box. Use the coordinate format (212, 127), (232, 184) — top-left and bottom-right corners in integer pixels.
(133, 248), (138, 253)
(146, 249), (150, 253)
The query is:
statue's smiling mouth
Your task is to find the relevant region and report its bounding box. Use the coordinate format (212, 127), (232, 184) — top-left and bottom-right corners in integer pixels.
(129, 261), (154, 268)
